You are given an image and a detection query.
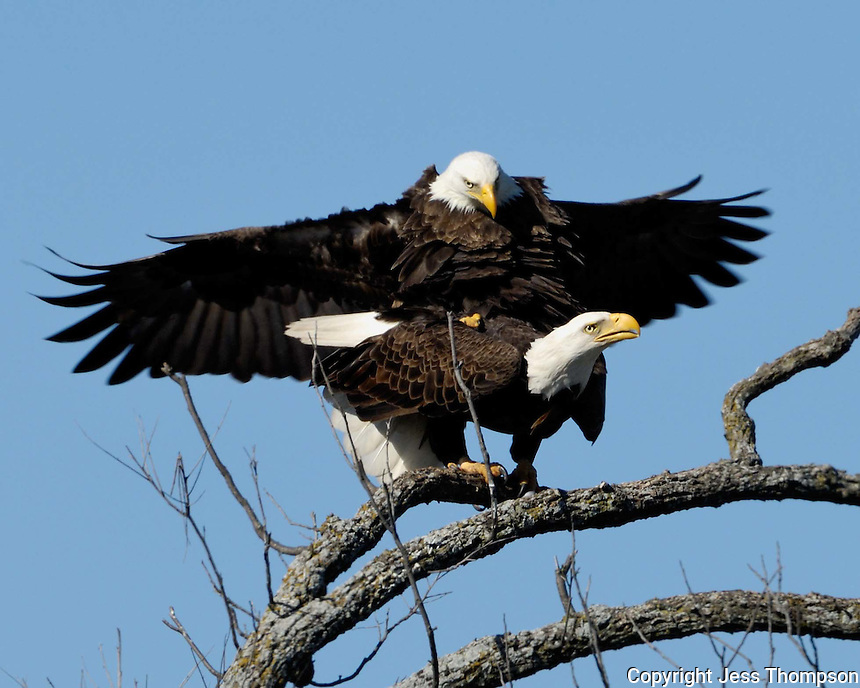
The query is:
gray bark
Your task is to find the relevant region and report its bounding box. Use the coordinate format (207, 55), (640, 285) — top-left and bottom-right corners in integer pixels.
(398, 591), (860, 687)
(221, 461), (860, 687)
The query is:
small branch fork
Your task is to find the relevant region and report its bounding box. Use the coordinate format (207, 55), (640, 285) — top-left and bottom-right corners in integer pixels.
(163, 607), (222, 679)
(93, 413), (240, 671)
(164, 366), (304, 558)
(722, 306), (860, 463)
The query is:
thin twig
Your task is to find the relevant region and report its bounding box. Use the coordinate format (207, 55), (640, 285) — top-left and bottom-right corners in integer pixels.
(566, 528), (609, 688)
(172, 452), (242, 648)
(265, 490), (319, 541)
(747, 556), (778, 674)
(446, 311), (498, 511)
(746, 552), (825, 678)
(500, 615), (513, 688)
(0, 668), (29, 688)
(554, 554), (572, 615)
(163, 366), (303, 557)
(678, 562), (756, 680)
(97, 641), (113, 688)
(309, 606), (421, 687)
(107, 420), (244, 652)
(247, 449), (276, 606)
(115, 629), (122, 688)
(626, 610), (684, 669)
(163, 607), (222, 680)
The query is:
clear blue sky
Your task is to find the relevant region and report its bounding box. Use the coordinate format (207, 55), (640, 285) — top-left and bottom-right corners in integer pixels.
(3, 3), (859, 685)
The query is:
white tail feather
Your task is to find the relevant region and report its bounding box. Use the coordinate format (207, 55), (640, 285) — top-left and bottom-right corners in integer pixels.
(327, 393), (440, 483)
(285, 311), (398, 347)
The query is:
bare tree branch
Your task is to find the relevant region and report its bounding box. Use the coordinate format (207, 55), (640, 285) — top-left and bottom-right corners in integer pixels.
(221, 459), (860, 687)
(722, 306), (860, 463)
(396, 591), (860, 688)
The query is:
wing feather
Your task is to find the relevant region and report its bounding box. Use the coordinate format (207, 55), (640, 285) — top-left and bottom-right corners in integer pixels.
(42, 201), (409, 383)
(322, 321), (522, 422)
(553, 178), (768, 324)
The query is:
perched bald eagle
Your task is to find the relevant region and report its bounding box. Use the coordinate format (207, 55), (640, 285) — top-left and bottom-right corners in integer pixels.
(42, 151), (768, 485)
(286, 310), (640, 492)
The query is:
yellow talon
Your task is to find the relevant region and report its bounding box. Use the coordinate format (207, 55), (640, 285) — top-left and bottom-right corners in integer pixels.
(448, 459), (506, 482)
(458, 313), (483, 329)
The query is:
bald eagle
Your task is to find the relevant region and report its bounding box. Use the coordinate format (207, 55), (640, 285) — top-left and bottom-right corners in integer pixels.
(42, 151), (768, 485)
(287, 310), (640, 492)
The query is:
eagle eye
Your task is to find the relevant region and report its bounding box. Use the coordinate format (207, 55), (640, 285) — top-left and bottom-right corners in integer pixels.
(584, 323), (598, 334)
(464, 179), (474, 190)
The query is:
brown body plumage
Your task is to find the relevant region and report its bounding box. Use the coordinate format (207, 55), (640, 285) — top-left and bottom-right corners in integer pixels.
(319, 314), (610, 471)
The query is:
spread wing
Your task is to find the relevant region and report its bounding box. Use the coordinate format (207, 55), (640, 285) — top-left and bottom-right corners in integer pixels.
(40, 202), (409, 383)
(321, 321), (523, 421)
(41, 169), (769, 385)
(553, 177), (769, 325)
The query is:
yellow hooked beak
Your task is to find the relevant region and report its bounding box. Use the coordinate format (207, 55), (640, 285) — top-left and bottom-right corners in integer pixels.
(471, 183), (497, 218)
(595, 312), (641, 343)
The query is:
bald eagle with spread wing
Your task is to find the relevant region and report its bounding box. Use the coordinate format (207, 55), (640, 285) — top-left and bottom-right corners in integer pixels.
(42, 152), (768, 488)
(287, 309), (640, 492)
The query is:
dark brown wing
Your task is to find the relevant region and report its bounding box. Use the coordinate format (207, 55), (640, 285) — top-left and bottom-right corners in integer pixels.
(552, 177), (769, 326)
(566, 355), (607, 443)
(321, 320), (523, 421)
(40, 202), (409, 384)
